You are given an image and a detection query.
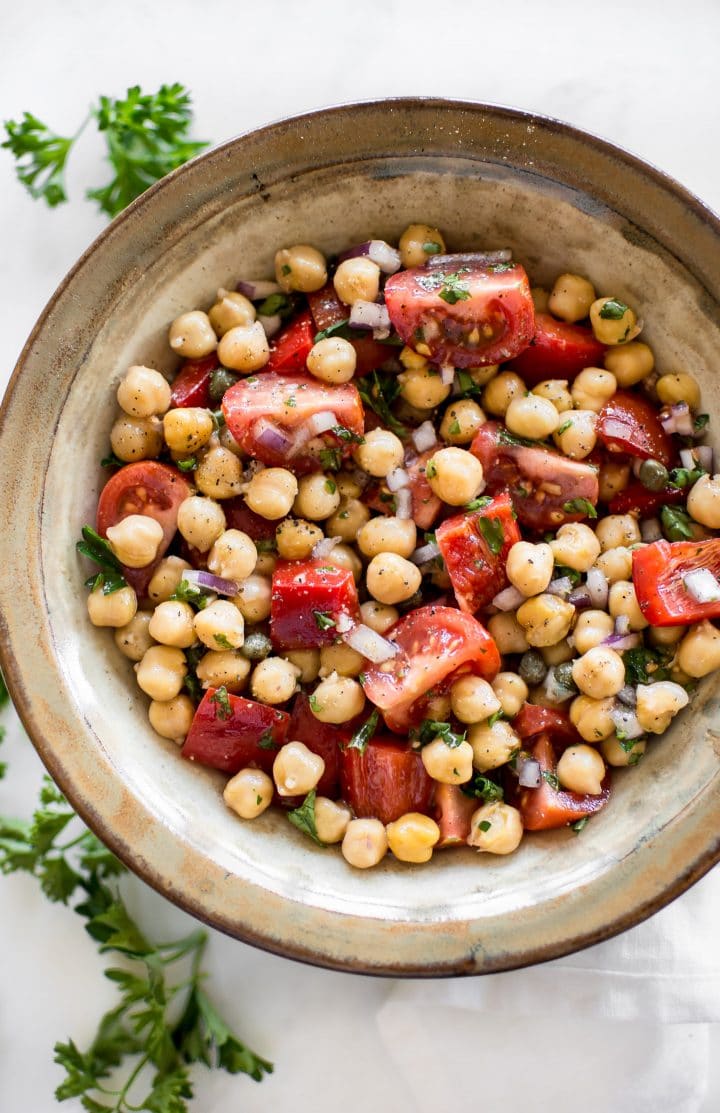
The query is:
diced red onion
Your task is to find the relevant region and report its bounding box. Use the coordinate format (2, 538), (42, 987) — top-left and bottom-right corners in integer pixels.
(411, 541), (441, 565)
(610, 706), (644, 740)
(349, 300), (391, 333)
(602, 632), (642, 650)
(395, 488), (413, 519)
(614, 614), (631, 637)
(343, 623), (399, 663)
(679, 448), (696, 470)
(617, 685), (637, 708)
(306, 410), (338, 438)
(684, 568), (720, 604)
(440, 364), (455, 386)
(546, 577), (573, 599)
(568, 586), (592, 610)
(183, 570), (238, 597)
(697, 445), (714, 472)
(426, 249), (512, 269)
(492, 584), (526, 611)
(386, 467), (410, 492)
(517, 757), (541, 788)
(312, 536), (342, 559)
(255, 419), (294, 456)
(258, 313), (282, 339)
(412, 421), (437, 453)
(640, 517), (662, 542)
(236, 279), (281, 300)
(338, 240), (402, 274)
(660, 402), (694, 436)
(586, 566), (609, 609)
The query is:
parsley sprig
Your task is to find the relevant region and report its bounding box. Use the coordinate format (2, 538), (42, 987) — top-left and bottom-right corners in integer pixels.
(77, 526), (128, 595)
(358, 371), (408, 438)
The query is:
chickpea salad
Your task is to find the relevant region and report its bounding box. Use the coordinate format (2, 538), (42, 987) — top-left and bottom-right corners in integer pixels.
(78, 224), (720, 869)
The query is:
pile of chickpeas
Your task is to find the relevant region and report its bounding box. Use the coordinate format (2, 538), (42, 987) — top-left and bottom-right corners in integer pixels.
(83, 222), (720, 869)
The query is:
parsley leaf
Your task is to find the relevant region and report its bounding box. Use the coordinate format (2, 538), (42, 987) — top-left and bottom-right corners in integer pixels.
(209, 686), (232, 721)
(213, 633), (234, 651)
(598, 297), (628, 320)
(557, 419), (573, 436)
(348, 709), (379, 754)
(76, 526), (127, 595)
(465, 496), (492, 512)
(461, 772), (504, 803)
(100, 451), (125, 469)
(623, 646), (670, 686)
(256, 292), (292, 317)
(661, 504), (694, 540)
(542, 770), (560, 790)
(170, 578), (209, 610)
(308, 693), (322, 713)
(313, 610), (336, 632)
(438, 273), (471, 304)
(314, 319), (350, 343)
(448, 418), (461, 436)
(413, 719), (466, 749)
(330, 425), (365, 445)
(287, 789), (325, 846)
(563, 497), (598, 519)
(257, 729), (279, 752)
(498, 427), (537, 448)
(422, 241), (442, 254)
(2, 112), (75, 206)
(319, 447), (342, 471)
(478, 516), (504, 555)
(478, 820), (492, 833)
(571, 817), (589, 834)
(358, 371), (408, 438)
(177, 456), (198, 472)
(694, 413), (710, 433)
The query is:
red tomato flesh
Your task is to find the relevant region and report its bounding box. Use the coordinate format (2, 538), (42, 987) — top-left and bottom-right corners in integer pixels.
(364, 449), (443, 531)
(340, 738), (433, 825)
(433, 783), (477, 847)
(512, 704), (581, 750)
(597, 391), (672, 467)
(170, 354), (219, 409)
(632, 538), (720, 625)
(470, 422), (599, 531)
(519, 734), (611, 831)
(265, 309), (315, 373)
(436, 491), (521, 613)
(270, 559), (361, 650)
(223, 497), (281, 541)
(306, 284), (393, 376)
(362, 606), (501, 733)
(181, 688), (290, 775)
(286, 694), (350, 797)
(505, 313), (606, 386)
(608, 481), (684, 516)
(384, 259), (535, 368)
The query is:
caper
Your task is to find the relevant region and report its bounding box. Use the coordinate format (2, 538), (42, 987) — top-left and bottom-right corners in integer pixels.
(240, 631), (272, 660)
(639, 458), (669, 493)
(519, 649), (547, 686)
(553, 661), (578, 693)
(209, 367), (239, 404)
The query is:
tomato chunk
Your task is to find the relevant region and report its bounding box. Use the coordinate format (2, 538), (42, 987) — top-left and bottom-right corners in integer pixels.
(470, 421), (599, 531)
(597, 391), (672, 467)
(96, 462), (192, 595)
(265, 309), (315, 373)
(433, 783), (477, 847)
(504, 313), (606, 386)
(632, 538), (720, 625)
(170, 354), (219, 409)
(364, 449), (443, 531)
(223, 497), (281, 541)
(608, 481), (684, 516)
(222, 372), (364, 472)
(436, 491), (521, 613)
(362, 606), (500, 733)
(518, 734), (610, 831)
(340, 738), (433, 825)
(306, 283), (393, 377)
(181, 688), (290, 775)
(286, 694), (350, 797)
(512, 705), (581, 750)
(270, 559), (361, 650)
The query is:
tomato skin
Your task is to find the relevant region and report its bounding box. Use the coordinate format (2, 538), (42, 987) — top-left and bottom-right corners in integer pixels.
(433, 783), (477, 847)
(470, 421), (599, 531)
(512, 705), (581, 750)
(340, 738), (433, 825)
(181, 688), (290, 775)
(364, 449), (443, 531)
(519, 734), (611, 831)
(286, 694), (350, 797)
(96, 461), (192, 595)
(223, 497), (281, 541)
(632, 538), (720, 625)
(270, 559), (361, 650)
(505, 313), (606, 386)
(362, 606), (501, 733)
(384, 260), (535, 368)
(169, 354), (219, 409)
(265, 309), (315, 373)
(436, 491), (521, 613)
(608, 481), (684, 516)
(306, 284), (392, 377)
(597, 391), (672, 466)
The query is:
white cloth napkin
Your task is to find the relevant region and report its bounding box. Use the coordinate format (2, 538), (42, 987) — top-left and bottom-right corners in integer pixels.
(377, 867), (720, 1113)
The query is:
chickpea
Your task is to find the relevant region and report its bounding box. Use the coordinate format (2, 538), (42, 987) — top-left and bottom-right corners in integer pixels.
(335, 471), (363, 499)
(357, 516), (416, 559)
(103, 516), (162, 572)
(333, 257), (380, 306)
(217, 322), (270, 373)
(310, 673), (365, 723)
(275, 244), (327, 293)
(399, 223), (445, 268)
(232, 576), (270, 625)
(208, 289), (255, 336)
(468, 719), (520, 772)
(548, 272), (596, 323)
(117, 365), (171, 418)
(147, 600), (195, 649)
(552, 410), (597, 459)
(271, 740), (324, 797)
(550, 523), (601, 573)
(532, 379), (573, 413)
(148, 694), (195, 743)
(386, 813), (441, 864)
(163, 407), (214, 454)
(608, 580), (647, 631)
(677, 621), (720, 677)
(319, 642), (364, 679)
(594, 546), (633, 584)
(467, 802), (523, 855)
(86, 578), (137, 627)
(135, 645), (187, 700)
(531, 287), (550, 313)
(687, 475), (720, 528)
(420, 737), (474, 784)
(366, 552), (422, 605)
(292, 473), (341, 521)
(194, 444), (243, 499)
(342, 818), (388, 868)
(604, 341), (654, 386)
(359, 600), (399, 634)
(398, 365), (452, 409)
(219, 424), (244, 457)
(223, 768), (273, 819)
(399, 345), (429, 372)
(482, 371), (525, 417)
(571, 646), (625, 700)
(325, 498), (370, 543)
(272, 519), (320, 562)
(541, 639), (574, 666)
(245, 468), (298, 521)
(516, 594), (575, 647)
(487, 611), (530, 655)
(110, 414), (163, 462)
(306, 336), (357, 384)
(193, 600), (245, 651)
(326, 543), (363, 582)
(506, 541), (554, 597)
(602, 734), (647, 767)
(595, 515), (641, 552)
(425, 447), (484, 506)
(195, 650), (251, 692)
(207, 535), (257, 588)
(450, 676), (501, 725)
(570, 695), (615, 742)
(636, 681), (689, 734)
(168, 310), (217, 358)
(177, 496), (226, 552)
(571, 367), (617, 413)
(249, 657), (299, 705)
(656, 372), (701, 410)
(573, 610), (615, 655)
(590, 297), (639, 346)
(314, 797), (352, 844)
(599, 460), (631, 503)
(440, 399), (486, 444)
(649, 624), (686, 648)
(251, 551), (276, 577)
(144, 557), (188, 605)
(505, 394), (560, 440)
(557, 745), (606, 794)
(354, 428), (404, 478)
(114, 611), (154, 661)
(491, 672), (528, 718)
(278, 650), (317, 687)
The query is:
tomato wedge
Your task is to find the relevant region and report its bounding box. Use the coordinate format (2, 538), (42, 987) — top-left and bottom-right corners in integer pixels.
(181, 689), (290, 775)
(222, 372), (364, 472)
(433, 783), (477, 847)
(96, 461), (192, 595)
(512, 705), (581, 750)
(362, 606), (501, 733)
(632, 538), (720, 625)
(170, 354), (219, 409)
(270, 559), (361, 650)
(364, 449), (443, 531)
(340, 738), (433, 825)
(504, 313), (606, 386)
(265, 309), (315, 373)
(384, 259), (535, 368)
(306, 283), (393, 376)
(436, 491), (521, 613)
(518, 734), (611, 831)
(470, 421), (599, 531)
(597, 391), (672, 467)
(608, 481), (684, 516)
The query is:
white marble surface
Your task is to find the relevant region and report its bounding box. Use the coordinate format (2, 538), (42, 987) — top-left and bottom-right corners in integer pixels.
(1, 1), (720, 1109)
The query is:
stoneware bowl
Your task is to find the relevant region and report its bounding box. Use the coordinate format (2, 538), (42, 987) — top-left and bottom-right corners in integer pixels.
(1, 99), (719, 976)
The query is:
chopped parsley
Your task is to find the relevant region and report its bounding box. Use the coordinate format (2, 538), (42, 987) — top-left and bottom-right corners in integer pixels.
(462, 773), (504, 803)
(478, 516), (504, 555)
(478, 820), (492, 833)
(285, 396), (296, 408)
(498, 427), (537, 448)
(425, 460), (438, 478)
(487, 709), (506, 728)
(358, 371), (408, 438)
(413, 719), (467, 749)
(438, 273), (472, 304)
(177, 456), (198, 472)
(287, 789), (325, 846)
(255, 538), (277, 554)
(324, 478), (337, 494)
(598, 297), (628, 320)
(281, 263), (291, 276)
(314, 318), (350, 343)
(257, 729), (279, 751)
(542, 770), (560, 790)
(319, 447), (342, 471)
(257, 292), (292, 317)
(448, 418), (461, 436)
(170, 578), (209, 609)
(348, 709), (380, 754)
(668, 466), (706, 489)
(100, 451), (124, 469)
(330, 425), (364, 445)
(563, 497), (598, 519)
(213, 633), (234, 650)
(209, 685), (232, 721)
(623, 646), (670, 686)
(557, 419), (573, 436)
(661, 504), (694, 541)
(422, 241), (442, 254)
(553, 565), (582, 586)
(308, 693), (322, 713)
(694, 413), (710, 433)
(465, 495), (492, 512)
(313, 611), (336, 632)
(76, 526), (127, 595)
(571, 817), (589, 834)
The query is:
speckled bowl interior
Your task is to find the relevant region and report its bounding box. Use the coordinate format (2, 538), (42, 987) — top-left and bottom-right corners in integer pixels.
(2, 100), (720, 975)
